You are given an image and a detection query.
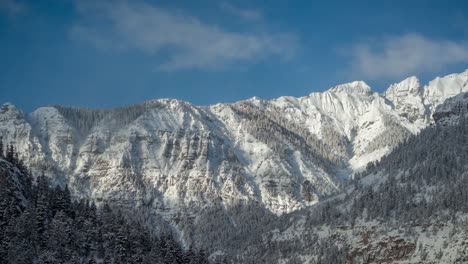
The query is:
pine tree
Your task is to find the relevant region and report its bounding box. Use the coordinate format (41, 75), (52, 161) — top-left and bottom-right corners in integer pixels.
(37, 250), (60, 264)
(2, 198), (20, 261)
(46, 210), (72, 259)
(115, 224), (129, 264)
(51, 185), (72, 217)
(36, 175), (51, 246)
(0, 137), (3, 157)
(62, 185), (72, 215)
(0, 169), (10, 231)
(143, 240), (163, 264)
(0, 148), (220, 264)
(6, 145), (15, 163)
(129, 225), (146, 264)
(7, 206), (36, 264)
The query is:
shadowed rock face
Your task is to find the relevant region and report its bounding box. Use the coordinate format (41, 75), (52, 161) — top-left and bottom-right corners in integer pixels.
(433, 92), (468, 124)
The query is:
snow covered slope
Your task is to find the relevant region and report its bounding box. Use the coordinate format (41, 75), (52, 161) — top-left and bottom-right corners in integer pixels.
(0, 70), (467, 220)
(235, 93), (468, 263)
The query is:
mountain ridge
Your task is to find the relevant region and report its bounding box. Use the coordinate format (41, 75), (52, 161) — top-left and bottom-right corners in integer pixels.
(0, 69), (467, 220)
(2, 69), (468, 262)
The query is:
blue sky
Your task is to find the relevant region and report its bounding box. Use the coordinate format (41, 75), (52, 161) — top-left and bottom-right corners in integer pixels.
(1, 0), (468, 112)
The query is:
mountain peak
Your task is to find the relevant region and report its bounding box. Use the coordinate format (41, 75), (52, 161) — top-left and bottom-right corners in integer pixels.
(247, 96), (261, 102)
(1, 102), (17, 109)
(384, 76), (422, 97)
(328, 81), (372, 94)
(399, 75), (421, 88)
(0, 102), (21, 115)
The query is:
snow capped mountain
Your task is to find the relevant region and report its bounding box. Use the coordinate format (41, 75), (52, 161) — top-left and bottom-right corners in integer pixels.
(252, 91), (468, 264)
(328, 80), (373, 94)
(1, 70), (467, 222)
(424, 69), (468, 110)
(384, 69), (468, 125)
(384, 76), (426, 123)
(271, 80), (398, 169)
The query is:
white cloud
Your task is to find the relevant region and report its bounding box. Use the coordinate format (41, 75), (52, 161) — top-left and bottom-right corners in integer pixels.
(219, 1), (263, 21)
(71, 0), (297, 70)
(0, 0), (27, 15)
(349, 34), (468, 80)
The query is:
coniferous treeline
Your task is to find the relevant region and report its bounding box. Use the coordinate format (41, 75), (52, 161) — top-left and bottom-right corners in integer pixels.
(231, 101), (348, 171)
(173, 114), (468, 263)
(0, 146), (210, 264)
(226, 115), (468, 263)
(303, 114), (468, 227)
(362, 115), (412, 154)
(350, 114), (468, 223)
(52, 101), (165, 136)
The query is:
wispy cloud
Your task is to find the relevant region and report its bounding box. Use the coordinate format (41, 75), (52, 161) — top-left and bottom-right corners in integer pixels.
(219, 1), (263, 21)
(71, 0), (298, 71)
(347, 34), (468, 80)
(0, 0), (27, 15)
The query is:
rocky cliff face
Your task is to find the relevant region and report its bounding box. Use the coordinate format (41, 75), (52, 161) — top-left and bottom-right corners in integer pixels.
(0, 70), (467, 221)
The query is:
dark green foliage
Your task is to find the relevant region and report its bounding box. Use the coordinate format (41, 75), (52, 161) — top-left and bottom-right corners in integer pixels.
(0, 156), (211, 264)
(0, 137), (3, 157)
(350, 115), (468, 224)
(6, 145), (15, 164)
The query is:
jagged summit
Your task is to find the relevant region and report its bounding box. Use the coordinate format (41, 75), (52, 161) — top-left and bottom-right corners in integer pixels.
(1, 102), (16, 107)
(384, 76), (422, 96)
(246, 96), (263, 103)
(1, 102), (19, 112)
(423, 70), (468, 108)
(0, 102), (23, 119)
(327, 80), (372, 94)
